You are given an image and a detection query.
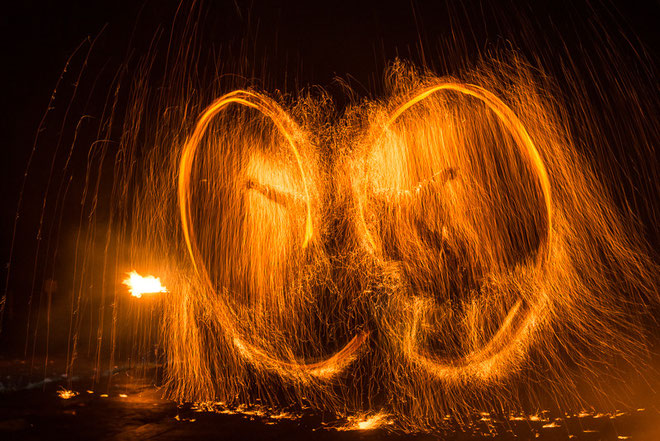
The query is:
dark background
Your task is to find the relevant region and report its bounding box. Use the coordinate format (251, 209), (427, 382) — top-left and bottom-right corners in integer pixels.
(0, 0), (658, 351)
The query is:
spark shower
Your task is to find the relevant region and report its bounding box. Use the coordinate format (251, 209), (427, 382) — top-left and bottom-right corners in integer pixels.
(166, 65), (657, 427)
(2, 1), (658, 432)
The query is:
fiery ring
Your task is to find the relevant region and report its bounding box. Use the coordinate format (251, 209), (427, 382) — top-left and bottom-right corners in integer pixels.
(361, 82), (553, 382)
(178, 90), (367, 380)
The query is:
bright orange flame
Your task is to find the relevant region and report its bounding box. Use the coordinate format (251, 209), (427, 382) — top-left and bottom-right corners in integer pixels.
(122, 271), (168, 298)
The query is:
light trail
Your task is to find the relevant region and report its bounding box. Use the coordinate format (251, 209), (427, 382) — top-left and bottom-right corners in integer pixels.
(368, 81), (553, 382)
(177, 90), (368, 380)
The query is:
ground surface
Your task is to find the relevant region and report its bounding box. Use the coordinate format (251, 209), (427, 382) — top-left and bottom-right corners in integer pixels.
(0, 358), (658, 441)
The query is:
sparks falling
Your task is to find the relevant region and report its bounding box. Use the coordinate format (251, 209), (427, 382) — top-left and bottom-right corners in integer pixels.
(164, 61), (657, 427)
(122, 271), (168, 298)
(6, 3), (658, 433)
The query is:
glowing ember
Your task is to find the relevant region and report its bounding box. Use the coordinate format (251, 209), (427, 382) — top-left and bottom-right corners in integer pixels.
(57, 389), (79, 400)
(122, 271), (168, 298)
(339, 412), (393, 431)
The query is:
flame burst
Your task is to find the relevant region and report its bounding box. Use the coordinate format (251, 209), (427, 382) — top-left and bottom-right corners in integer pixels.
(122, 271), (168, 298)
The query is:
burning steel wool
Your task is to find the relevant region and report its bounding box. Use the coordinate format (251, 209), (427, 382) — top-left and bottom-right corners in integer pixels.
(3, 4), (658, 433)
(147, 61), (656, 428)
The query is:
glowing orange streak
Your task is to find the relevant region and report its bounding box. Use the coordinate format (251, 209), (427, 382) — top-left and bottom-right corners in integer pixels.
(234, 332), (369, 378)
(179, 90), (313, 258)
(403, 295), (545, 382)
(385, 83), (552, 245)
(362, 82), (553, 381)
(178, 90), (366, 379)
